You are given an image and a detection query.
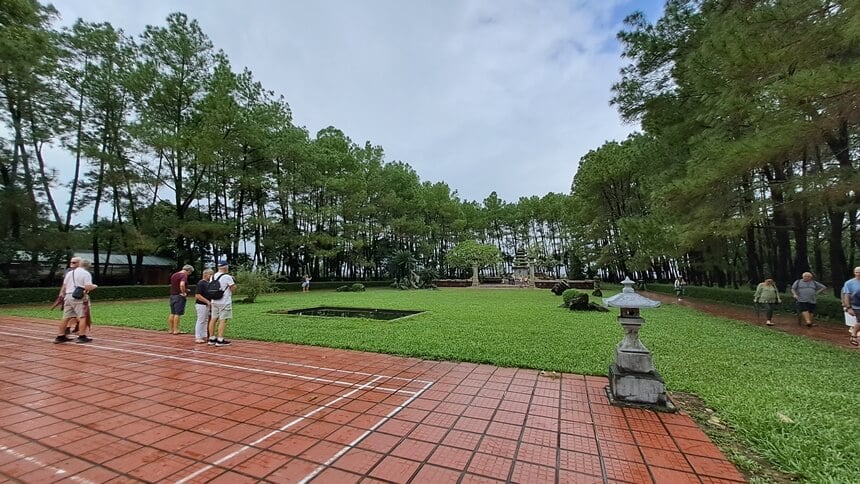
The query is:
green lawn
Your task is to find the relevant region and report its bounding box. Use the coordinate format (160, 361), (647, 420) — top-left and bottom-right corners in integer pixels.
(4, 287), (858, 482)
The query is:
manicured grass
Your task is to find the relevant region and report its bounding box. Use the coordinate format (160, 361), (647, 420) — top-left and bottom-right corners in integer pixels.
(4, 287), (858, 481)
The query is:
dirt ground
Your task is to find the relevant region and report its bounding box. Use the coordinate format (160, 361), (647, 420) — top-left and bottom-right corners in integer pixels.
(642, 291), (856, 349)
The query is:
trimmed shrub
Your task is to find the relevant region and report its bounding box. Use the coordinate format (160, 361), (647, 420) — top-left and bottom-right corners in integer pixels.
(561, 288), (582, 306)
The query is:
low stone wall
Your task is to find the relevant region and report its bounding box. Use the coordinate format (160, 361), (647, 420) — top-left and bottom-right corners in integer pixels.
(433, 279), (472, 287)
(534, 280), (559, 289)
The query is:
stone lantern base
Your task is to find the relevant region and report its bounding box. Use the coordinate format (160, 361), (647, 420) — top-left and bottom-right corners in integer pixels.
(606, 364), (675, 412)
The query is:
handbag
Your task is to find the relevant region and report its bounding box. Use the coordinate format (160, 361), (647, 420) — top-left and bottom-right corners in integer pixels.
(71, 270), (85, 299)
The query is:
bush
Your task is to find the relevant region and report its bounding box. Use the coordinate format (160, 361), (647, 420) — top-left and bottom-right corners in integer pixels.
(231, 269), (273, 303)
(561, 288), (582, 306)
(351, 283), (366, 292)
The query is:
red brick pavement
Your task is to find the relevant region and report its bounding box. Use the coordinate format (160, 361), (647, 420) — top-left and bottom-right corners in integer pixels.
(0, 317), (746, 483)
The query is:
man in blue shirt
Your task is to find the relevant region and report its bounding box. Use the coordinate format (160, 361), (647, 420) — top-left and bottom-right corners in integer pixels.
(841, 267), (860, 346)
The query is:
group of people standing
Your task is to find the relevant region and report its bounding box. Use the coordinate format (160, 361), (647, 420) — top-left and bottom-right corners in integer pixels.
(168, 259), (237, 347)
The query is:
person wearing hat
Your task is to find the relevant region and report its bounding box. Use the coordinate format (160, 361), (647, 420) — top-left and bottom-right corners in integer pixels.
(207, 259), (237, 347)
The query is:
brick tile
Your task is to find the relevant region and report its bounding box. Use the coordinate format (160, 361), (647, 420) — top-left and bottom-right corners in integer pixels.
(651, 466), (702, 484)
(299, 440), (345, 465)
(265, 457), (318, 482)
(332, 448), (384, 474)
(627, 417), (668, 434)
(666, 423), (711, 442)
(356, 431), (401, 454)
(557, 469), (605, 483)
(525, 414), (558, 431)
(325, 425), (368, 446)
(687, 454), (746, 481)
(658, 411), (699, 427)
(633, 430), (679, 451)
(558, 450), (602, 476)
(428, 445), (472, 470)
(442, 429), (481, 451)
(603, 457), (653, 483)
(310, 466), (362, 484)
(391, 439), (437, 462)
(461, 473), (506, 483)
(559, 432), (598, 455)
(423, 411), (458, 427)
(409, 424), (448, 443)
(103, 446), (168, 474)
(675, 437), (726, 459)
(127, 453), (198, 482)
(454, 416), (490, 433)
(641, 446), (694, 472)
(476, 436), (518, 459)
(466, 452), (513, 481)
(485, 421), (522, 440)
(516, 442), (556, 467)
(493, 410), (526, 426)
(561, 420), (596, 438)
(599, 440), (645, 463)
(368, 455), (420, 482)
(595, 425), (635, 444)
(412, 463), (462, 483)
(377, 418), (417, 436)
(521, 427), (557, 447)
(510, 461), (556, 484)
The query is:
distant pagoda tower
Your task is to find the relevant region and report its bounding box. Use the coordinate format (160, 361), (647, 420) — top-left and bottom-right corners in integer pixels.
(512, 248), (534, 288)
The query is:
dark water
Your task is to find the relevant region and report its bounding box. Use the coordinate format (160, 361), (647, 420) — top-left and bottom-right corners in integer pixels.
(269, 307), (423, 321)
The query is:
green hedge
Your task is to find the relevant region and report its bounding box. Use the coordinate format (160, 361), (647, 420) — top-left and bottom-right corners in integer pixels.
(644, 283), (844, 321)
(0, 280), (394, 305)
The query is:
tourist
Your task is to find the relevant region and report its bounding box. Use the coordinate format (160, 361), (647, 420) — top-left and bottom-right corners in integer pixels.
(193, 268), (214, 343)
(673, 276), (686, 301)
(168, 264), (194, 335)
(841, 267), (860, 346)
(54, 258), (97, 344)
(753, 278), (781, 326)
(208, 259), (237, 347)
(790, 272), (827, 327)
(302, 274), (312, 293)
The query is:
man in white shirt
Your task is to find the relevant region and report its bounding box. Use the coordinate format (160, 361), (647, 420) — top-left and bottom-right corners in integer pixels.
(207, 259), (237, 347)
(55, 259), (98, 344)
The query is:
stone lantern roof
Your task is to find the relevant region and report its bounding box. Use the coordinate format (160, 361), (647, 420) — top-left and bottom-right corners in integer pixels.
(603, 277), (661, 309)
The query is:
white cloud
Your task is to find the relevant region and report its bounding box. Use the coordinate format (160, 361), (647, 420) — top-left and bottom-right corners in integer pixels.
(47, 0), (658, 204)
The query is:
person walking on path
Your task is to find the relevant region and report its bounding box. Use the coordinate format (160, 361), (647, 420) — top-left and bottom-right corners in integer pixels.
(54, 259), (98, 344)
(791, 272), (827, 327)
(208, 259), (237, 347)
(841, 267), (860, 346)
(193, 268), (214, 343)
(168, 265), (194, 335)
(674, 276), (686, 301)
(754, 278), (781, 326)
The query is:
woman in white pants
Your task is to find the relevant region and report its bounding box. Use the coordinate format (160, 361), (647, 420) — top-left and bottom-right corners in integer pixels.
(193, 269), (214, 343)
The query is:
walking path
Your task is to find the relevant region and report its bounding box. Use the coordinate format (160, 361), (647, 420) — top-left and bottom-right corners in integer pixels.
(0, 316), (745, 483)
(643, 292), (854, 349)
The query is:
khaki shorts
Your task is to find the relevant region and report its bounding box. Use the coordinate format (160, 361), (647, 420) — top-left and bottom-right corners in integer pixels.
(62, 295), (86, 319)
(211, 303), (232, 321)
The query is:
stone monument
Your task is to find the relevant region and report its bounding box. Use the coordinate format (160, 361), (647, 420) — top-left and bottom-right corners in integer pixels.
(512, 248), (534, 288)
(603, 277), (674, 411)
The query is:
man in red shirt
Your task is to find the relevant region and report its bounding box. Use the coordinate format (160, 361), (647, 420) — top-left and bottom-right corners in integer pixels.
(168, 264), (194, 335)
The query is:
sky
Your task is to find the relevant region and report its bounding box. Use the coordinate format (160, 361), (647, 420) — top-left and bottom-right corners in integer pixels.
(46, 0), (663, 204)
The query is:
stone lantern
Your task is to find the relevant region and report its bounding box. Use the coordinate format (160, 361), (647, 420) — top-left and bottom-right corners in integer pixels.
(603, 277), (674, 411)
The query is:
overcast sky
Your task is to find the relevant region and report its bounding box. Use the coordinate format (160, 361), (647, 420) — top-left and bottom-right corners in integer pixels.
(47, 0), (662, 204)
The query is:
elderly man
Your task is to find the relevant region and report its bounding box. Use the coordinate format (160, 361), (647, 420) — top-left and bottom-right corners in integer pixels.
(168, 264), (195, 335)
(207, 259), (237, 347)
(842, 267), (860, 346)
(54, 259), (97, 344)
(791, 272), (827, 327)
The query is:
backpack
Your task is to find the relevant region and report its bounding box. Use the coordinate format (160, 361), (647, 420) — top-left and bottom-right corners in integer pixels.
(204, 274), (226, 300)
(853, 290), (860, 309)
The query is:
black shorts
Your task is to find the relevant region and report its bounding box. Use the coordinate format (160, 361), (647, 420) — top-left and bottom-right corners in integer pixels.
(797, 302), (816, 313)
(170, 295), (187, 315)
